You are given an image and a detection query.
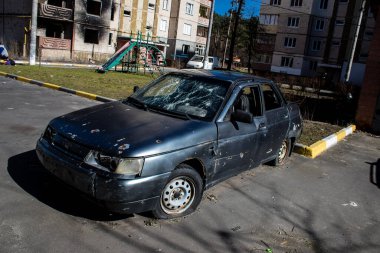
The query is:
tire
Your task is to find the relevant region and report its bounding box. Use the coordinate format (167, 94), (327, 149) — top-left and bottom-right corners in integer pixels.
(270, 138), (290, 166)
(152, 164), (203, 219)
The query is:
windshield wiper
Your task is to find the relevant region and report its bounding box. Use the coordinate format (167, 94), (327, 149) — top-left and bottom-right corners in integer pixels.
(126, 97), (148, 111)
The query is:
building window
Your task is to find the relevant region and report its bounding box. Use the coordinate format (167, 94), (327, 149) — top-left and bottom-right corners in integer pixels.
(197, 26), (208, 37)
(284, 37), (296, 48)
(315, 19), (325, 31)
(288, 17), (299, 27)
(183, 23), (192, 35)
(163, 0), (169, 10)
(185, 3), (194, 15)
(256, 34), (276, 44)
(290, 0), (303, 7)
(332, 41), (340, 46)
(87, 0), (102, 16)
(255, 54), (272, 64)
(195, 44), (205, 55)
(309, 60), (318, 71)
(281, 57), (294, 67)
(336, 20), (345, 25)
(320, 0), (328, 9)
(270, 0), (281, 5)
(84, 29), (99, 44)
(108, 33), (113, 45)
(259, 14), (278, 25)
(312, 40), (322, 51)
(124, 10), (131, 16)
(199, 5), (209, 18)
(182, 44), (190, 54)
(160, 19), (167, 31)
(148, 3), (155, 9)
(111, 4), (115, 20)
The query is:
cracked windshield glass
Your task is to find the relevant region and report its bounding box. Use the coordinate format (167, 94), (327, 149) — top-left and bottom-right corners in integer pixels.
(129, 74), (230, 120)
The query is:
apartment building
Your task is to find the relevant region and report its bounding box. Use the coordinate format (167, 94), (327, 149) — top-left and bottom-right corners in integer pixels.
(257, 0), (374, 85)
(1, 0), (121, 62)
(117, 0), (172, 55)
(166, 0), (212, 61)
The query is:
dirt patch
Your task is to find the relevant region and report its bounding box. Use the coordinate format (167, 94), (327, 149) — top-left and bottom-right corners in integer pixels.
(299, 120), (344, 146)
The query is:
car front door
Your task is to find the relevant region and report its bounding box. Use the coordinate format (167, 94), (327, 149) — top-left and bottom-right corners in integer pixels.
(212, 84), (267, 183)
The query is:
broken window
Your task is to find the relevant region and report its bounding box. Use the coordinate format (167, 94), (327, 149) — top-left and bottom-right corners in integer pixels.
(87, 0), (102, 16)
(124, 10), (131, 16)
(111, 3), (115, 20)
(128, 74), (230, 120)
(199, 5), (209, 18)
(197, 26), (208, 37)
(182, 44), (190, 54)
(46, 23), (63, 38)
(108, 33), (113, 45)
(84, 29), (99, 44)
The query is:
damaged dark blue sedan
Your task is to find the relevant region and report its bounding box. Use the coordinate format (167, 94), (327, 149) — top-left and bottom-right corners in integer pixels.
(36, 70), (302, 219)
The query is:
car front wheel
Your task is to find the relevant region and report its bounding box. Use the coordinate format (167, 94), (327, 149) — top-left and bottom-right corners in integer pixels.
(152, 164), (203, 219)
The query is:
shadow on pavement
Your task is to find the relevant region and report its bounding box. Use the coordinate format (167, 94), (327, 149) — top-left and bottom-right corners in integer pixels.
(368, 158), (380, 189)
(7, 150), (132, 221)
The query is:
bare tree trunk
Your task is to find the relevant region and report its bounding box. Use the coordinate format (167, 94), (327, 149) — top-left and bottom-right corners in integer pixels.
(227, 0), (244, 71)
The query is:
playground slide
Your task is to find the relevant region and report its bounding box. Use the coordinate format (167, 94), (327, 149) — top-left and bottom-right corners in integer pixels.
(98, 41), (137, 73)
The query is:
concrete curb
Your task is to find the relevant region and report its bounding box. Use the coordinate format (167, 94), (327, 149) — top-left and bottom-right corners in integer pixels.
(294, 125), (356, 158)
(0, 71), (115, 103)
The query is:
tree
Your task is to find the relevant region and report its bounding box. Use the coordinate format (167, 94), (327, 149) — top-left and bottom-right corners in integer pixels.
(227, 0), (244, 70)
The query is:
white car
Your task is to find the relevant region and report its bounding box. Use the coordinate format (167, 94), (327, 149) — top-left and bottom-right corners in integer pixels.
(186, 55), (219, 70)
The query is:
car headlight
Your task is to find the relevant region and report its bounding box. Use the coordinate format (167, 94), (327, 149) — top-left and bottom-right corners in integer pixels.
(84, 151), (144, 176)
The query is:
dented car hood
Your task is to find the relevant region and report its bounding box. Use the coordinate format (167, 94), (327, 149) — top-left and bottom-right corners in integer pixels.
(49, 101), (216, 157)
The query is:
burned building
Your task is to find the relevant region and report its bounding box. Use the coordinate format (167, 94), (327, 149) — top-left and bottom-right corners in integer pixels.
(1, 0), (121, 63)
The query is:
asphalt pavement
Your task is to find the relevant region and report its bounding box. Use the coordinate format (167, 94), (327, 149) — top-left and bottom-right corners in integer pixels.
(0, 76), (379, 253)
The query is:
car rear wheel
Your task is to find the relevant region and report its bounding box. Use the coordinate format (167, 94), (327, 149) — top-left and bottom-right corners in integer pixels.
(271, 138), (290, 166)
(152, 164), (203, 219)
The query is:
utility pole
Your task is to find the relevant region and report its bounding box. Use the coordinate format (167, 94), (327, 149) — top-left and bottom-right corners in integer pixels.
(345, 0), (366, 82)
(30, 0), (38, 65)
(222, 6), (234, 69)
(203, 0), (215, 69)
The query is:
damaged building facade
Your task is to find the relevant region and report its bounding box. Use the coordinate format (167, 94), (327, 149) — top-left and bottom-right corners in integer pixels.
(0, 0), (212, 64)
(1, 0), (120, 63)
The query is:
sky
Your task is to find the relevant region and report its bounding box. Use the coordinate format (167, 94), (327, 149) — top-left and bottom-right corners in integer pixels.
(214, 0), (262, 17)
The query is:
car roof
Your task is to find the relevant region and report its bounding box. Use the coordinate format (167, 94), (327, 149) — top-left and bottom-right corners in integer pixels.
(174, 69), (272, 83)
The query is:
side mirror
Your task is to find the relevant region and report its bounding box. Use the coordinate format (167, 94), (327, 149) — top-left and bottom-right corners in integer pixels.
(231, 109), (253, 124)
(133, 86), (139, 93)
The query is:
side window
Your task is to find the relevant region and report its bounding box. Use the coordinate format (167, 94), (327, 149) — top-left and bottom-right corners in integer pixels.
(225, 86), (262, 121)
(261, 83), (282, 111)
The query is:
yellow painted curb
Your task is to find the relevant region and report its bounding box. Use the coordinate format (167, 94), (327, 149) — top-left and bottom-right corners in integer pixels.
(294, 125), (356, 158)
(75, 90), (97, 100)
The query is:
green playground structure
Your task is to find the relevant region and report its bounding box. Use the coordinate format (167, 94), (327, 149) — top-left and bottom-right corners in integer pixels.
(97, 31), (167, 75)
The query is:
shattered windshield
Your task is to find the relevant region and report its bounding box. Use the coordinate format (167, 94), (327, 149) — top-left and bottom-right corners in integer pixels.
(128, 74), (230, 120)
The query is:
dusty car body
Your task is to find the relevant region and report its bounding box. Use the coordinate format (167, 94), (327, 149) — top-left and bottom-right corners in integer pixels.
(36, 70), (302, 219)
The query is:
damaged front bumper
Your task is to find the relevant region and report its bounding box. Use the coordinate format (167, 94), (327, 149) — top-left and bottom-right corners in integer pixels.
(36, 139), (170, 214)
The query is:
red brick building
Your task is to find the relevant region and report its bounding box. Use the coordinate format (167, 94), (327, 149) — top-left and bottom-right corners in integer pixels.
(356, 3), (380, 133)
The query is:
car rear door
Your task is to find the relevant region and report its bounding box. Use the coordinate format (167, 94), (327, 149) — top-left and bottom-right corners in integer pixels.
(257, 83), (289, 162)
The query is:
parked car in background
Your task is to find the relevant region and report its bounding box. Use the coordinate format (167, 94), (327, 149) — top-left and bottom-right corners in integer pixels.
(36, 70), (302, 219)
(186, 55), (219, 70)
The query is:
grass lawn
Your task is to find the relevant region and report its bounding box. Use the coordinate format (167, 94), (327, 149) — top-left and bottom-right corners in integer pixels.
(0, 65), (347, 146)
(299, 120), (344, 146)
(0, 65), (155, 99)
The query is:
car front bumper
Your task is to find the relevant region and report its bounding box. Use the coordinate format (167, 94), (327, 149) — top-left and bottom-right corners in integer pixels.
(36, 139), (171, 214)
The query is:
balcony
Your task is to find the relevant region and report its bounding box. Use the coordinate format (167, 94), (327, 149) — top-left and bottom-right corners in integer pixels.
(39, 3), (73, 21)
(39, 37), (71, 50)
(196, 36), (207, 45)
